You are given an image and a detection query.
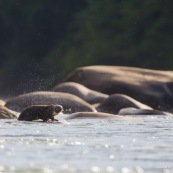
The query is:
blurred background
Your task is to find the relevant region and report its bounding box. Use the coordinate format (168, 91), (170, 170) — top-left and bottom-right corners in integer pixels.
(0, 0), (172, 96)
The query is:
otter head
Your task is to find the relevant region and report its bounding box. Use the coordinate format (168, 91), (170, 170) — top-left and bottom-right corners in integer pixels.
(53, 105), (63, 114)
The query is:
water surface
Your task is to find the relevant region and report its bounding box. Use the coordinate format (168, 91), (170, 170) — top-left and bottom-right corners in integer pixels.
(0, 115), (173, 173)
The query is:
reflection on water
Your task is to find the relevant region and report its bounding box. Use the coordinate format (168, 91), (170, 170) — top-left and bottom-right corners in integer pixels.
(0, 116), (173, 173)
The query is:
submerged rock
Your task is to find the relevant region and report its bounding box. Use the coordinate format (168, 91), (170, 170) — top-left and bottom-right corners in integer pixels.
(96, 94), (152, 114)
(65, 112), (142, 122)
(52, 82), (108, 104)
(65, 65), (173, 112)
(118, 107), (170, 116)
(5, 91), (96, 113)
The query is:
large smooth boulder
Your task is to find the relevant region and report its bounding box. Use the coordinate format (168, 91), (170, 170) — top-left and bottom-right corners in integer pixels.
(5, 91), (96, 113)
(52, 82), (108, 104)
(65, 66), (173, 112)
(96, 94), (152, 114)
(65, 112), (118, 119)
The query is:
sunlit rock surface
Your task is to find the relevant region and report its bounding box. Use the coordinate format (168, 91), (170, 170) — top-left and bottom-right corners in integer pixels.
(96, 94), (152, 114)
(5, 91), (96, 113)
(118, 107), (170, 116)
(52, 82), (108, 104)
(64, 112), (142, 122)
(0, 105), (18, 119)
(65, 65), (173, 112)
(65, 112), (117, 119)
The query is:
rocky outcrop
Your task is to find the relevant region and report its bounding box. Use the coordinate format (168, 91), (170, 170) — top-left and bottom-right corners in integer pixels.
(0, 99), (5, 106)
(118, 107), (170, 116)
(65, 66), (173, 112)
(65, 112), (117, 119)
(5, 91), (96, 114)
(96, 94), (152, 114)
(0, 105), (18, 119)
(52, 82), (108, 104)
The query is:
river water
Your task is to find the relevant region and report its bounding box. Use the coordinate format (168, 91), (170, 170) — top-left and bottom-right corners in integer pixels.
(0, 115), (173, 173)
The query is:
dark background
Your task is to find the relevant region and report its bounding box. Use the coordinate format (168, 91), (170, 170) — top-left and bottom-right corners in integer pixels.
(0, 0), (172, 96)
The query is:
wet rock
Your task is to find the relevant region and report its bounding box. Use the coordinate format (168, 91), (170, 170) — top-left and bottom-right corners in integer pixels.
(96, 94), (152, 114)
(0, 99), (5, 106)
(65, 112), (117, 119)
(118, 107), (170, 116)
(65, 112), (142, 121)
(52, 82), (108, 104)
(0, 105), (18, 119)
(5, 91), (96, 113)
(65, 65), (173, 112)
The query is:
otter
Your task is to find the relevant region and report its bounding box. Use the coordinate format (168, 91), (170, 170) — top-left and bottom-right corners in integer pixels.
(52, 82), (108, 104)
(18, 104), (63, 122)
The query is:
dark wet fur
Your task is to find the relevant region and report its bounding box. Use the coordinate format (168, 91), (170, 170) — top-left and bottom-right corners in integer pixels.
(18, 105), (63, 122)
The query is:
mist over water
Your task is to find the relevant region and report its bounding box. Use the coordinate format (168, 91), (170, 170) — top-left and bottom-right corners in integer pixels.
(0, 116), (173, 173)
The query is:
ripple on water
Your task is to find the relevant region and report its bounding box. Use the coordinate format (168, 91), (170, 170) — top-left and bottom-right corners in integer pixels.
(0, 117), (173, 172)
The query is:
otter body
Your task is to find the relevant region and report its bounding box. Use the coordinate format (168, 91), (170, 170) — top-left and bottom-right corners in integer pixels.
(18, 104), (63, 122)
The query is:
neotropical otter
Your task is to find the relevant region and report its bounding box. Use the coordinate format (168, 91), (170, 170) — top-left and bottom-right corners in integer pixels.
(18, 104), (63, 122)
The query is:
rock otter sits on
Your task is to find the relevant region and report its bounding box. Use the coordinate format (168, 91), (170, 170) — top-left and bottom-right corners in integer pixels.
(0, 105), (18, 119)
(18, 104), (63, 122)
